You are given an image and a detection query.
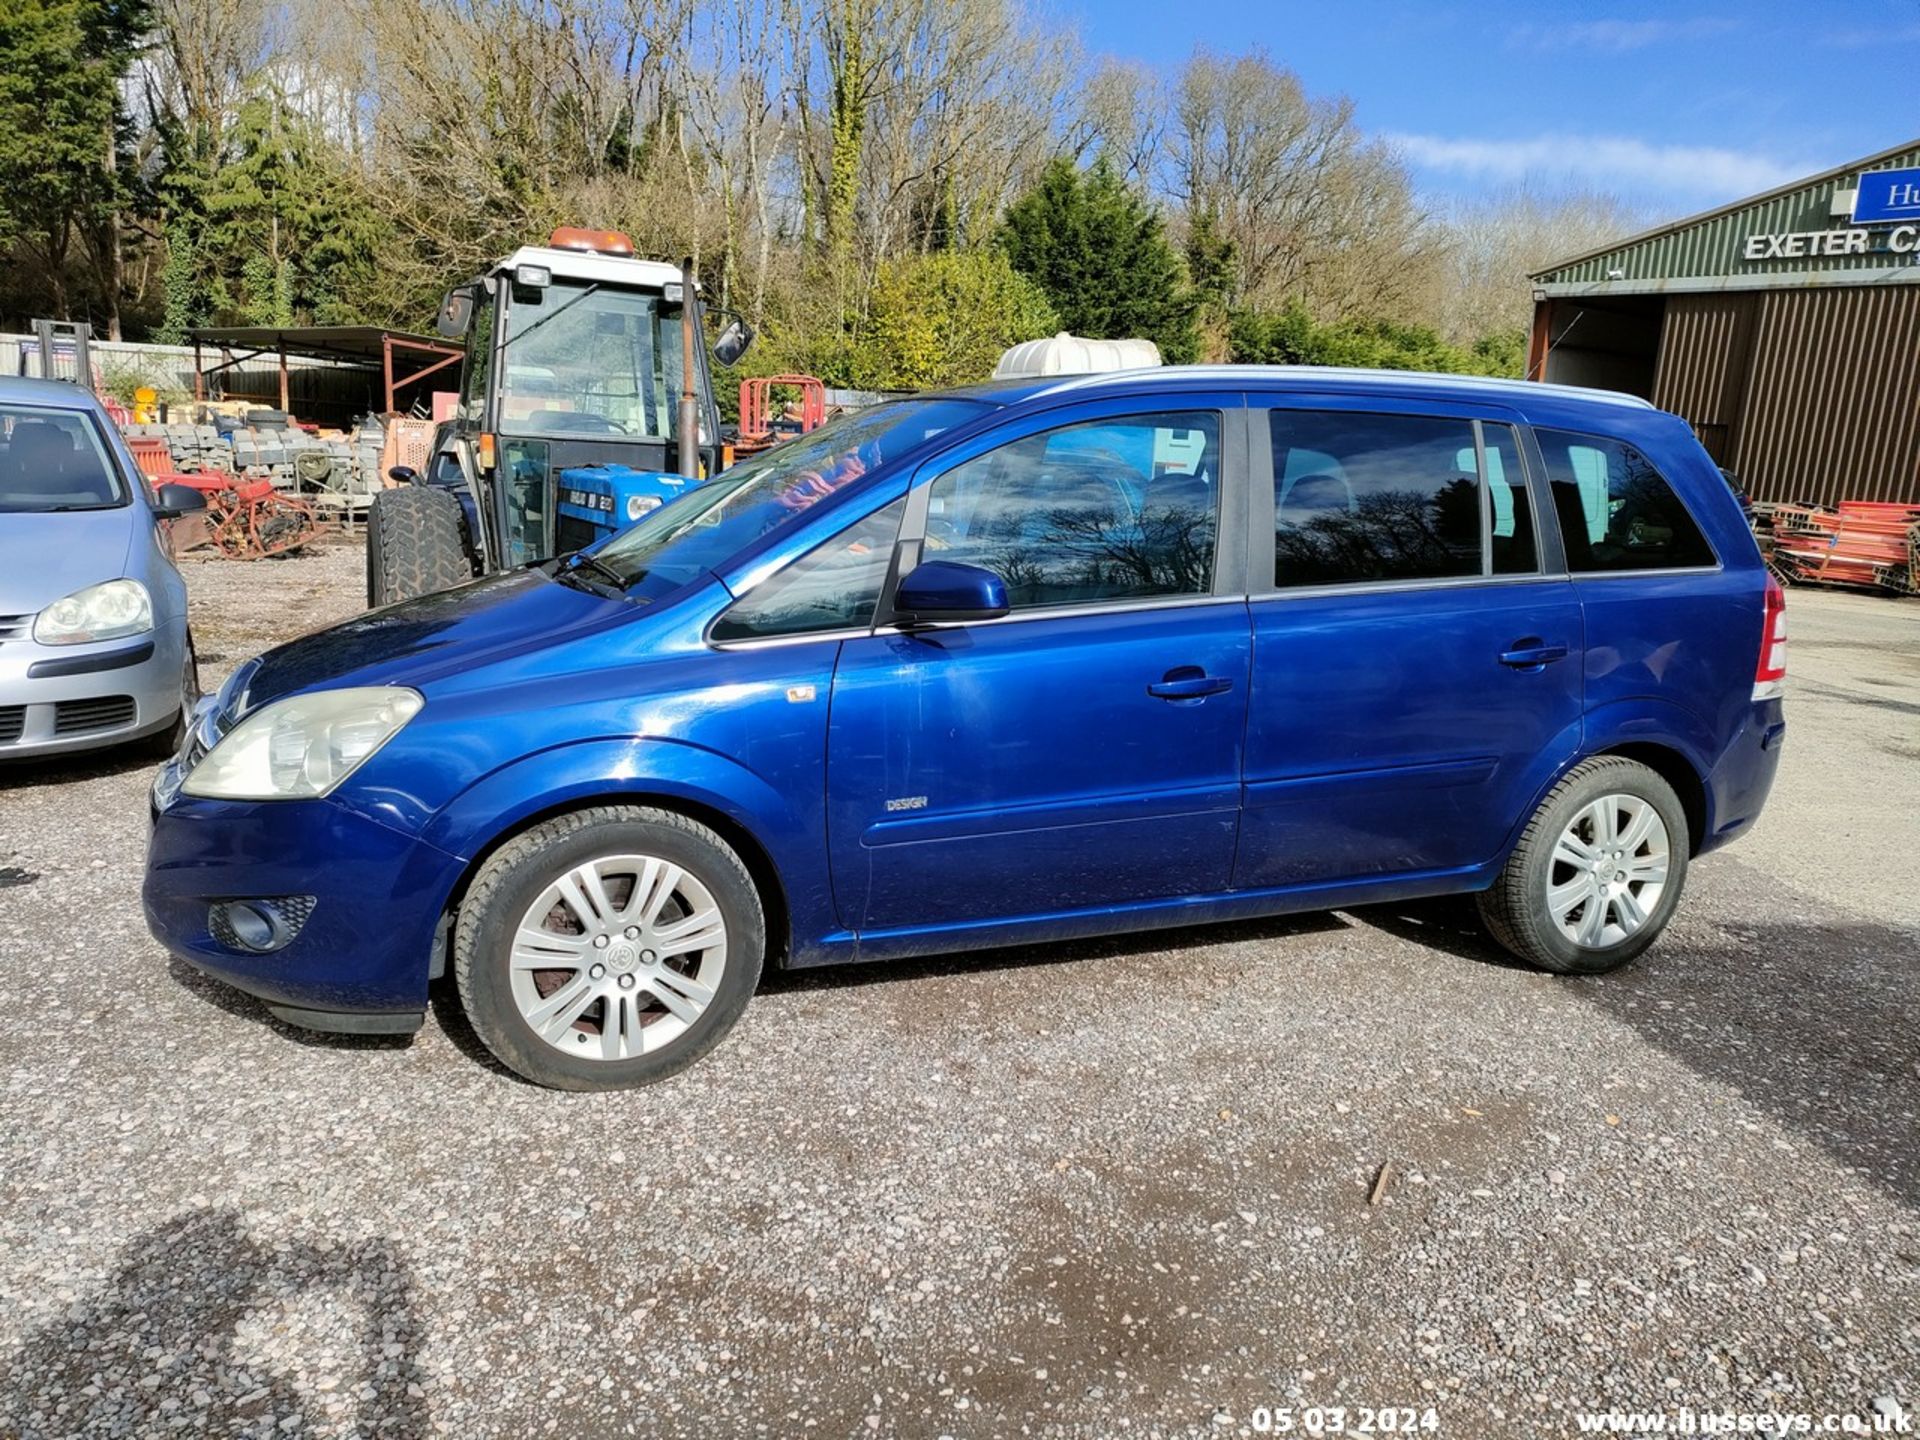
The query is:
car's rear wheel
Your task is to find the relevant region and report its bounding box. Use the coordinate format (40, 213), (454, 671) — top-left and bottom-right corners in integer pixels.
(453, 807), (764, 1090)
(1477, 756), (1689, 975)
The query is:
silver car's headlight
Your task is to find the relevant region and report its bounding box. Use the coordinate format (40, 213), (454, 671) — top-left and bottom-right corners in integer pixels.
(182, 686), (423, 800)
(33, 579), (152, 645)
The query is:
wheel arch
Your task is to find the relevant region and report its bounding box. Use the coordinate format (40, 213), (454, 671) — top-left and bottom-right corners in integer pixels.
(443, 790), (793, 967)
(1592, 740), (1708, 858)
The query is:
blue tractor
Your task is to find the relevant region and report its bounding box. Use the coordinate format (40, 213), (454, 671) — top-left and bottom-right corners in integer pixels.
(368, 227), (751, 605)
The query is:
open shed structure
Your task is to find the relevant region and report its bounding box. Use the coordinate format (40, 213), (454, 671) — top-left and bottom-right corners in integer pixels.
(1529, 139), (1920, 508)
(189, 326), (463, 428)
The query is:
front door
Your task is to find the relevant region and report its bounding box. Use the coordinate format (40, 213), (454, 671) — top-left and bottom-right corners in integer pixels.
(827, 401), (1252, 935)
(1235, 400), (1586, 891)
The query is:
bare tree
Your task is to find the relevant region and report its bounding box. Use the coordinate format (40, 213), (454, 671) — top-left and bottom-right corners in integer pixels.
(1436, 187), (1646, 340)
(1072, 58), (1165, 187)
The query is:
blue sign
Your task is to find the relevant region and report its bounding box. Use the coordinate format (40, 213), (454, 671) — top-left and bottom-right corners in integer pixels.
(1852, 167), (1920, 225)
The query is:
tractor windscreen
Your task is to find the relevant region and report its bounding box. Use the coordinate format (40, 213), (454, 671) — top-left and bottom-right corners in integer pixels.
(589, 397), (992, 601)
(496, 280), (689, 441)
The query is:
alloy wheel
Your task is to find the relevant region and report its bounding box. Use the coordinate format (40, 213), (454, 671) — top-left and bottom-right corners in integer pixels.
(1544, 793), (1670, 950)
(509, 854), (728, 1061)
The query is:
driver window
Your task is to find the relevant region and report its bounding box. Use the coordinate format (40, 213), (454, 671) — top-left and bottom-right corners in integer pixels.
(922, 412), (1221, 611)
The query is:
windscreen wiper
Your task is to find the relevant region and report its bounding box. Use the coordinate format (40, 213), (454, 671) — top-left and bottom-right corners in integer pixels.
(504, 283), (601, 349)
(564, 551), (627, 589)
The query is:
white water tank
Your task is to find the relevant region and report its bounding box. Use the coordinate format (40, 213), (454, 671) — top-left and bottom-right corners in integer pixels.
(992, 332), (1163, 380)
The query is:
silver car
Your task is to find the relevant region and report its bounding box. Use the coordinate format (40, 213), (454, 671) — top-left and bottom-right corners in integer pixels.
(0, 377), (204, 761)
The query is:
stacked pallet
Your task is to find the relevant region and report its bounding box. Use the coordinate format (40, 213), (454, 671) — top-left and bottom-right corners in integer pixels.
(1770, 501), (1920, 594)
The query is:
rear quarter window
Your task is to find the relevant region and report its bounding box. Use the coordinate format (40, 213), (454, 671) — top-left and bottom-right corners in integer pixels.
(1534, 428), (1716, 573)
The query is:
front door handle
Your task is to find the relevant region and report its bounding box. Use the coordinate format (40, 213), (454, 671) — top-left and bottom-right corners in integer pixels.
(1147, 667), (1235, 701)
(1499, 642), (1570, 669)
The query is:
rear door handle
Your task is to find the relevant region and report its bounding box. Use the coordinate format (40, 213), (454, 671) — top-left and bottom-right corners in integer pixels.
(1147, 668), (1235, 701)
(1499, 643), (1570, 669)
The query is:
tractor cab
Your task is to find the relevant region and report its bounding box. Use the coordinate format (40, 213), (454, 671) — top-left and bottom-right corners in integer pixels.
(367, 228), (752, 606)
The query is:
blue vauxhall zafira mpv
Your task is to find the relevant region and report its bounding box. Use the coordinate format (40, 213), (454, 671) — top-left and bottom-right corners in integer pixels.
(144, 367), (1787, 1090)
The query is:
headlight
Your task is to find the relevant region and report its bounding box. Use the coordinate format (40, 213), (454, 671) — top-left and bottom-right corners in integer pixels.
(626, 494), (662, 521)
(33, 579), (152, 645)
(182, 687), (423, 801)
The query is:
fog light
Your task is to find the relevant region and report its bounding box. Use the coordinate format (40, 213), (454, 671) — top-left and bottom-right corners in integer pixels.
(209, 896), (315, 954)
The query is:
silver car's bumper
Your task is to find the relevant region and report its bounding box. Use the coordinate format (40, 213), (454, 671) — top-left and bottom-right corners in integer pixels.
(0, 623), (188, 759)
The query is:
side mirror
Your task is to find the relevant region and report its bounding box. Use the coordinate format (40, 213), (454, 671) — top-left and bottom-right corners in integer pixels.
(711, 317), (755, 368)
(388, 465), (419, 486)
(152, 482), (207, 520)
(435, 286), (475, 340)
(894, 561), (1009, 625)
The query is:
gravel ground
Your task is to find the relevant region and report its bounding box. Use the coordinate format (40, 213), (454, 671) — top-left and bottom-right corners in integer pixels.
(1, 543), (1916, 1440)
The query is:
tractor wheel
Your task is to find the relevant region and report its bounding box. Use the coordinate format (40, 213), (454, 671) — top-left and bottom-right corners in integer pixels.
(367, 485), (472, 606)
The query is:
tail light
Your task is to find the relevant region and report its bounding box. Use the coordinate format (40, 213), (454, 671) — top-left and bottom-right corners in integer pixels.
(1753, 574), (1786, 701)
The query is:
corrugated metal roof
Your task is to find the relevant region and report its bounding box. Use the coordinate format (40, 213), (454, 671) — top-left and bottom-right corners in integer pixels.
(1532, 139), (1920, 286)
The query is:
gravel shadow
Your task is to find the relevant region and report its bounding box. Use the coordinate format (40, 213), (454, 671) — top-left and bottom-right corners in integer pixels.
(0, 1209), (430, 1438)
(164, 957), (417, 1055)
(1580, 908), (1920, 1212)
(1357, 885), (1920, 1212)
(0, 743), (160, 791)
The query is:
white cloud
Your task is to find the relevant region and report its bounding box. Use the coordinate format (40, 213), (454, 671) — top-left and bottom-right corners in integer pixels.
(1386, 132), (1809, 203)
(1508, 16), (1738, 53)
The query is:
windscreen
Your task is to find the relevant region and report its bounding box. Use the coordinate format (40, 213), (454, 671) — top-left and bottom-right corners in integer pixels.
(496, 279), (688, 441)
(591, 397), (990, 601)
(0, 404), (127, 513)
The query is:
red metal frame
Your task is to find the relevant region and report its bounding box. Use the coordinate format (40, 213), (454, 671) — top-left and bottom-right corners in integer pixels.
(738, 374), (826, 453)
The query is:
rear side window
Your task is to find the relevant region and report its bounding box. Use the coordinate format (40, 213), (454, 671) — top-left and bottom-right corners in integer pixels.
(711, 497), (905, 641)
(0, 405), (126, 513)
(1270, 410), (1536, 587)
(1534, 429), (1716, 573)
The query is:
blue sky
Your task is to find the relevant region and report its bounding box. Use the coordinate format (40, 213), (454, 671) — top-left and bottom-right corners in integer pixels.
(1071, 0), (1918, 220)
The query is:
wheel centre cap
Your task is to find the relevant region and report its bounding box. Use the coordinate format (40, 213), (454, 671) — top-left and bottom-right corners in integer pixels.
(606, 941), (641, 974)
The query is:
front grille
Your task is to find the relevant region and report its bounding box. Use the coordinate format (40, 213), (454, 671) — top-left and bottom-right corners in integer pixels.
(0, 614), (29, 643)
(0, 706), (23, 743)
(53, 695), (136, 736)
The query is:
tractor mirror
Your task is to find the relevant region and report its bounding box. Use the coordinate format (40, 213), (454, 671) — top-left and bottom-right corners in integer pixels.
(436, 286), (475, 340)
(712, 317), (754, 368)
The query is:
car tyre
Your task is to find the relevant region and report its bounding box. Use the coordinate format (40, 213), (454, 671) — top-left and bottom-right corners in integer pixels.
(1477, 756), (1689, 976)
(367, 485), (471, 607)
(141, 632), (199, 759)
(454, 806), (765, 1090)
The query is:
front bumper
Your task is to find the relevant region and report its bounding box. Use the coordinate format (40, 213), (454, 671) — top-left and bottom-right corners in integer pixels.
(144, 736), (468, 1024)
(0, 624), (187, 759)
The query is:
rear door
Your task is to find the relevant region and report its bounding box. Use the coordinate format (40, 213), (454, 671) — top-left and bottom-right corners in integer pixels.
(1235, 396), (1585, 891)
(827, 396), (1253, 935)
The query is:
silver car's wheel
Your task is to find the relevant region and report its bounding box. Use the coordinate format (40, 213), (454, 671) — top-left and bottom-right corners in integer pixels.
(511, 855), (729, 1062)
(1546, 794), (1670, 949)
(455, 807), (764, 1090)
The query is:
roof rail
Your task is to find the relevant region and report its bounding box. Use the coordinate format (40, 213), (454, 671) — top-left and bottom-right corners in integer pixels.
(1033, 363), (1658, 410)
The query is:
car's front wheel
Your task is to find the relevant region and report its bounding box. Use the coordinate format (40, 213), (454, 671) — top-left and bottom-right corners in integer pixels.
(453, 807), (764, 1090)
(1477, 756), (1689, 975)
